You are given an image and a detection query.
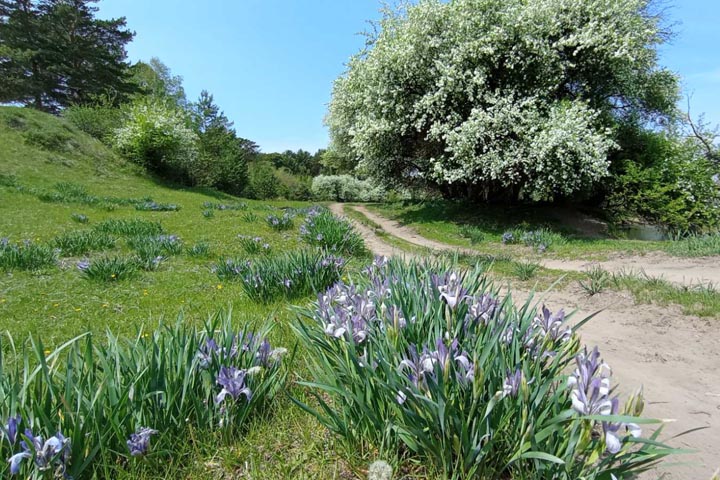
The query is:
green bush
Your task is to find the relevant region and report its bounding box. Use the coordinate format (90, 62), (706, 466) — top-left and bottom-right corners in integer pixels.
(293, 257), (676, 479)
(607, 128), (720, 232)
(311, 174), (386, 202)
(64, 104), (124, 144)
(0, 312), (287, 478)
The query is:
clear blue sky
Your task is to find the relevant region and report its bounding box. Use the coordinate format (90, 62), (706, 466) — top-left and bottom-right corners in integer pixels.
(98, 0), (720, 154)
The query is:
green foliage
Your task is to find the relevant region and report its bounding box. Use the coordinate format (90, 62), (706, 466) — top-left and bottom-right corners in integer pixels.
(266, 212), (294, 231)
(70, 213), (89, 224)
(665, 233), (720, 257)
(245, 161), (280, 199)
(238, 236), (272, 255)
(293, 258), (676, 479)
(214, 251), (346, 303)
(135, 201), (181, 212)
(93, 218), (163, 237)
(0, 312), (287, 478)
(53, 229), (116, 256)
(458, 225), (485, 245)
(186, 241), (211, 258)
(311, 175), (386, 202)
(512, 260), (540, 280)
(77, 255), (139, 282)
(0, 0), (135, 112)
(327, 0), (678, 201)
(299, 207), (366, 257)
(64, 103), (124, 144)
(606, 127), (720, 232)
(579, 266), (610, 296)
(0, 238), (57, 271)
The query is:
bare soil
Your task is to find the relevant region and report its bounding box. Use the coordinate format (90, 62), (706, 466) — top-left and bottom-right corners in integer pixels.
(333, 203), (720, 479)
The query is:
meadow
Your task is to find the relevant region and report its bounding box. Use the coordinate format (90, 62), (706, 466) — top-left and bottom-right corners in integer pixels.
(0, 107), (703, 478)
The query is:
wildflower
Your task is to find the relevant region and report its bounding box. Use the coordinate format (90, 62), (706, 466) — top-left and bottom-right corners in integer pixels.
(502, 369), (523, 398)
(434, 272), (468, 308)
(127, 427), (158, 457)
(215, 366), (252, 404)
(501, 232), (515, 244)
(568, 347), (614, 415)
(9, 430), (71, 475)
(216, 284), (223, 290)
(396, 390), (407, 405)
(464, 294), (498, 327)
(532, 306), (572, 344)
(368, 460), (394, 480)
(76, 259), (90, 272)
(602, 397), (642, 454)
(2, 414), (21, 445)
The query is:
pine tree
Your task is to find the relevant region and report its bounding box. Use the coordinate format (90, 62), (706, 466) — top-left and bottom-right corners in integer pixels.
(0, 0), (134, 111)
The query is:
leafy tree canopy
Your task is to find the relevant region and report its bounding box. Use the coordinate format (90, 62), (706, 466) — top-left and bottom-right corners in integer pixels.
(327, 0), (680, 201)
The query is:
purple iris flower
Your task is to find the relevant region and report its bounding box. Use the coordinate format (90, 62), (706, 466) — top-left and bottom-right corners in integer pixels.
(3, 415), (21, 445)
(76, 259), (90, 272)
(215, 366), (252, 404)
(502, 369), (523, 398)
(464, 294), (499, 327)
(434, 272), (468, 309)
(127, 427), (158, 457)
(568, 347), (614, 415)
(10, 429), (71, 475)
(602, 397), (642, 453)
(533, 305), (572, 343)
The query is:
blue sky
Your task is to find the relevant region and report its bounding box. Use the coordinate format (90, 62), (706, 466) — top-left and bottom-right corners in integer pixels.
(98, 0), (720, 153)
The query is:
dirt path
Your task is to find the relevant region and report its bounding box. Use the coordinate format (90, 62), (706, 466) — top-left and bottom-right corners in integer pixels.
(332, 203), (720, 479)
(351, 204), (720, 287)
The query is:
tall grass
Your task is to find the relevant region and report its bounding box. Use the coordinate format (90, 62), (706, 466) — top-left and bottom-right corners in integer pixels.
(53, 229), (116, 256)
(94, 219), (163, 237)
(299, 208), (366, 256)
(666, 233), (720, 257)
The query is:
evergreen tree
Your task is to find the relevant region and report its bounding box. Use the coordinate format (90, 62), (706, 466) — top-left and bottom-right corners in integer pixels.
(0, 0), (134, 111)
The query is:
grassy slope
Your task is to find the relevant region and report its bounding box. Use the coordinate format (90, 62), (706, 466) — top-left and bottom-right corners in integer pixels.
(0, 107), (364, 479)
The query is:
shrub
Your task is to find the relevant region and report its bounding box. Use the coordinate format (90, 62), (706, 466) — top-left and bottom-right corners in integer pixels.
(292, 257), (675, 479)
(113, 101), (199, 183)
(245, 161), (279, 199)
(53, 230), (116, 256)
(238, 235), (271, 255)
(0, 312), (287, 478)
(76, 256), (139, 281)
(0, 239), (57, 271)
(299, 207), (366, 256)
(64, 103), (124, 144)
(311, 175), (386, 202)
(94, 218), (163, 237)
(266, 212), (294, 231)
(214, 251), (346, 303)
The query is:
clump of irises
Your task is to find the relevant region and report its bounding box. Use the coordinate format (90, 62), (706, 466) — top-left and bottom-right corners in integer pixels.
(238, 235), (271, 255)
(135, 201), (180, 212)
(294, 256), (677, 479)
(0, 313), (287, 477)
(214, 250), (347, 303)
(299, 207), (365, 256)
(70, 213), (89, 224)
(3, 416), (72, 477)
(0, 238), (58, 271)
(266, 212), (294, 231)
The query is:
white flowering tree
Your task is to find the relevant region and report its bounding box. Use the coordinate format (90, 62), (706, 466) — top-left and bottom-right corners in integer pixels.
(114, 101), (199, 182)
(327, 0), (679, 201)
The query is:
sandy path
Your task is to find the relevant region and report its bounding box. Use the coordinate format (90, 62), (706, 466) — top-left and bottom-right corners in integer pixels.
(350, 204), (720, 287)
(332, 203), (720, 479)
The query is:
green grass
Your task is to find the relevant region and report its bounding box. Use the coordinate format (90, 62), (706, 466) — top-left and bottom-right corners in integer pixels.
(0, 106), (372, 479)
(365, 201), (692, 260)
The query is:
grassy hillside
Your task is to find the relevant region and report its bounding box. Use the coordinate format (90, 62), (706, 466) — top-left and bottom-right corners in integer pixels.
(0, 106), (313, 344)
